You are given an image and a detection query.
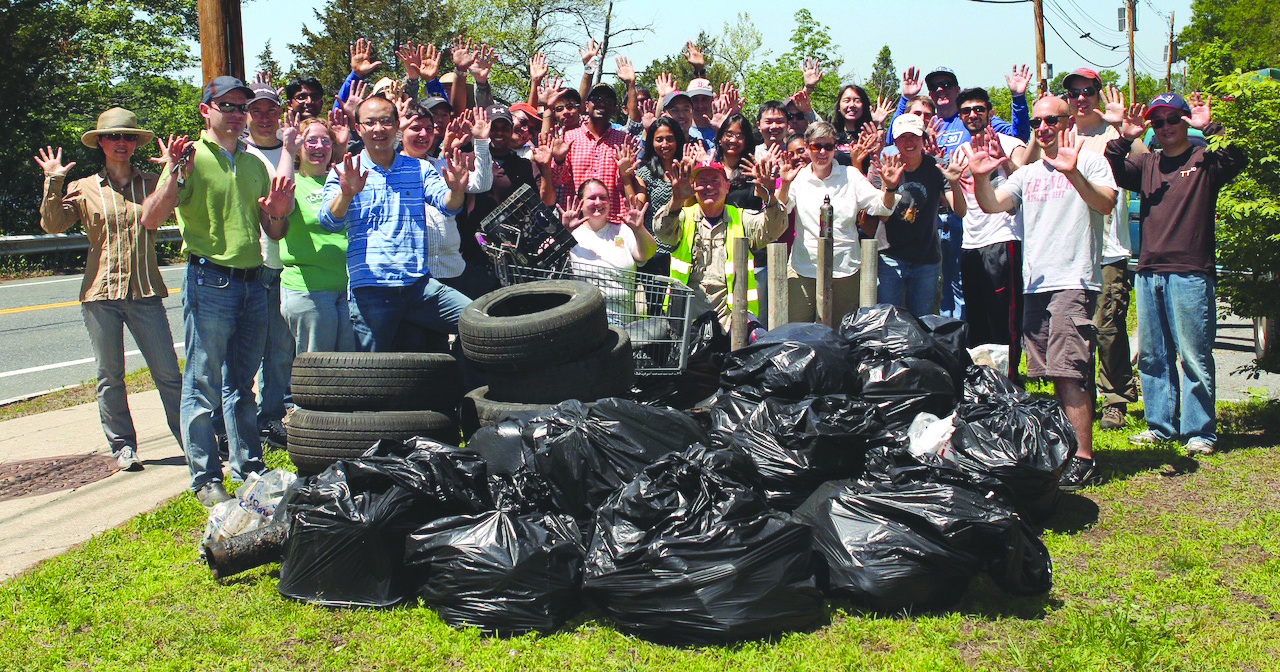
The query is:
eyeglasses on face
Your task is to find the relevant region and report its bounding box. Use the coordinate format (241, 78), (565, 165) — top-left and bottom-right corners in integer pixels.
(553, 103), (579, 112)
(360, 117), (396, 129)
(303, 137), (333, 147)
(959, 105), (987, 116)
(1149, 115), (1184, 129)
(101, 133), (138, 142)
(213, 101), (249, 114)
(1029, 115), (1063, 129)
(1068, 86), (1098, 98)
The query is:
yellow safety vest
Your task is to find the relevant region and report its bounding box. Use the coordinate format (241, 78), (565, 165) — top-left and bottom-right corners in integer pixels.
(668, 204), (758, 316)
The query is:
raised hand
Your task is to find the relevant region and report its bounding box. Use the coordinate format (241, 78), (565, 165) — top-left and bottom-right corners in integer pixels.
(470, 105), (490, 139)
(1100, 85), (1126, 125)
(1005, 64), (1032, 96)
(710, 95), (731, 131)
(253, 70), (273, 86)
(469, 44), (496, 83)
(258, 175), (296, 217)
(560, 195), (586, 230)
(902, 66), (922, 97)
(666, 159), (694, 204)
(349, 38), (382, 78)
(683, 141), (709, 165)
(791, 88), (813, 116)
(158, 135), (194, 179)
(777, 152), (804, 185)
(615, 144), (637, 176)
(528, 52), (548, 83)
(942, 152), (968, 182)
(684, 41), (705, 71)
(395, 94), (414, 130)
(639, 98), (658, 129)
(580, 38), (600, 68)
(34, 146), (76, 176)
(871, 152), (906, 189)
(718, 83), (743, 115)
(1043, 128), (1079, 173)
(539, 129), (570, 163)
(1188, 92), (1212, 129)
(336, 153), (368, 196)
(623, 193), (648, 230)
(801, 57), (824, 90)
(450, 35), (477, 72)
(530, 142), (552, 167)
(871, 96), (894, 125)
(442, 150), (472, 192)
(615, 56), (635, 84)
(654, 72), (676, 98)
(442, 113), (473, 154)
(1120, 102), (1148, 140)
(967, 131), (1005, 176)
(342, 79), (368, 126)
(327, 108), (351, 148)
(281, 111), (302, 156)
(397, 41), (440, 81)
(848, 124), (880, 169)
(537, 75), (564, 106)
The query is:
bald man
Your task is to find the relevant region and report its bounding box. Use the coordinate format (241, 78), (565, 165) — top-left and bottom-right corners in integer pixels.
(970, 95), (1118, 492)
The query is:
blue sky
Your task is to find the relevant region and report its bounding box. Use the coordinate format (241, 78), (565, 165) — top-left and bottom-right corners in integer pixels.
(220, 0), (1190, 89)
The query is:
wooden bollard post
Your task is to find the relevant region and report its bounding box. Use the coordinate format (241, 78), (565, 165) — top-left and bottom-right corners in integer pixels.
(768, 242), (788, 329)
(860, 238), (878, 308)
(731, 237), (750, 350)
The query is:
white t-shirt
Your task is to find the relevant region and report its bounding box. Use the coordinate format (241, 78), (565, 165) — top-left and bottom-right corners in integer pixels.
(785, 163), (897, 278)
(955, 132), (1026, 249)
(571, 222), (641, 319)
(1075, 124), (1131, 264)
(1000, 149), (1117, 294)
(244, 141), (285, 270)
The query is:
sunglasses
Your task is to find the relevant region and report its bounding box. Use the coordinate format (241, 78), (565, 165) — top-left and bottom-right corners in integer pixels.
(213, 101), (249, 114)
(1148, 115), (1184, 130)
(101, 133), (138, 142)
(808, 142), (836, 152)
(1029, 115), (1062, 129)
(1068, 86), (1099, 98)
(958, 105), (987, 116)
(929, 80), (958, 92)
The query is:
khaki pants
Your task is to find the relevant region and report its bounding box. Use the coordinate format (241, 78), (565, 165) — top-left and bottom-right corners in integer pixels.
(787, 269), (860, 324)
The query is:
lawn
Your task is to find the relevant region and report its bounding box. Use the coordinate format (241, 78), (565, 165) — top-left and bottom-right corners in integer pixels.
(1, 401), (1278, 671)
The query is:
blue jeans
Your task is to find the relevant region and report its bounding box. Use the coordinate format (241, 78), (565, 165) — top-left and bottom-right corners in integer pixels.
(348, 276), (471, 352)
(281, 286), (355, 354)
(938, 214), (965, 320)
(877, 254), (941, 318)
(181, 263), (268, 491)
(1135, 271), (1216, 443)
(257, 267), (294, 426)
(81, 296), (183, 455)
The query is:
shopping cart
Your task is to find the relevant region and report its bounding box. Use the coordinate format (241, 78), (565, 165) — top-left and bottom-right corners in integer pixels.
(475, 183), (576, 277)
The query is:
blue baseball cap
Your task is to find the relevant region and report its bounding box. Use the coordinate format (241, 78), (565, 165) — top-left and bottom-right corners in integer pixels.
(1145, 93), (1190, 119)
(202, 76), (254, 104)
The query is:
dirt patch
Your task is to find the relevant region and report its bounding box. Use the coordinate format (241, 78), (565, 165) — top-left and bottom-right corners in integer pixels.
(0, 454), (117, 501)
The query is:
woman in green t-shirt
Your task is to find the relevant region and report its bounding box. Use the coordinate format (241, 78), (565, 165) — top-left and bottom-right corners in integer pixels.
(279, 117), (354, 352)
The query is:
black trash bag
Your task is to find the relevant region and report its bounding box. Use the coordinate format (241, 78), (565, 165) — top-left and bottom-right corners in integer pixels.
(630, 311), (730, 408)
(721, 322), (854, 398)
(918, 314), (973, 378)
(962, 364), (1029, 405)
(584, 446), (824, 644)
(405, 510), (585, 635)
(856, 357), (956, 430)
(952, 398), (1078, 522)
(724, 394), (891, 511)
(794, 476), (1051, 612)
(466, 419), (536, 476)
(695, 386), (768, 445)
(278, 440), (491, 607)
(488, 467), (560, 516)
(841, 305), (970, 382)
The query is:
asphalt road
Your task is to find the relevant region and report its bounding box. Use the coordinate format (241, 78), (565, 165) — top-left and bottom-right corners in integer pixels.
(0, 264), (186, 404)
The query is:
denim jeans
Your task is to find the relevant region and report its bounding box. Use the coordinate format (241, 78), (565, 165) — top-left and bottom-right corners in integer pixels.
(876, 254), (941, 318)
(81, 296), (183, 456)
(181, 263), (268, 491)
(281, 286), (355, 354)
(1135, 271), (1216, 443)
(937, 214), (965, 320)
(348, 276), (472, 352)
(257, 267), (294, 426)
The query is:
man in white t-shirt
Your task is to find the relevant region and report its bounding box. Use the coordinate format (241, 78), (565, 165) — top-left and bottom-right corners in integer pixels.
(971, 95), (1118, 492)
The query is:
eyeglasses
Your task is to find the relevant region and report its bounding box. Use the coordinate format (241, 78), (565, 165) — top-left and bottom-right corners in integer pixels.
(292, 91), (317, 100)
(721, 131), (745, 140)
(808, 142), (836, 152)
(959, 105), (987, 116)
(101, 133), (138, 142)
(1029, 115), (1063, 129)
(213, 101), (249, 114)
(1068, 86), (1098, 98)
(929, 80), (958, 92)
(1148, 115), (1184, 129)
(303, 137), (333, 147)
(552, 103), (579, 112)
(360, 117), (396, 129)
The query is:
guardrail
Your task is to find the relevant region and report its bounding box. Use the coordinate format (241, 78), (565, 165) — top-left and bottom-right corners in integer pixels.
(0, 227), (181, 256)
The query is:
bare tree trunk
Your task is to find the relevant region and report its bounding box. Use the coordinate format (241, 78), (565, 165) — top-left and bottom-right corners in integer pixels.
(596, 0), (613, 85)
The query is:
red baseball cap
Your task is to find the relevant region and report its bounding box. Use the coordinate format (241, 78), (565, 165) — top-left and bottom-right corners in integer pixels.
(690, 161), (727, 179)
(1061, 68), (1102, 90)
(509, 102), (539, 118)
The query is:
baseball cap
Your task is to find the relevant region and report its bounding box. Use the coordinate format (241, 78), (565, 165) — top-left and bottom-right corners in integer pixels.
(509, 102), (539, 118)
(1061, 68), (1102, 90)
(249, 83), (282, 106)
(891, 113), (926, 139)
(421, 96), (451, 111)
(686, 78), (714, 98)
(1144, 92), (1191, 119)
(485, 104), (513, 124)
(924, 66), (957, 89)
(690, 161), (727, 179)
(661, 90), (692, 109)
(202, 76), (254, 104)
(587, 83), (618, 103)
(369, 77), (398, 99)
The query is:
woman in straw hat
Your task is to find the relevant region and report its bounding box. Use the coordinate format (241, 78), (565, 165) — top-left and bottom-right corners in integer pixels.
(35, 107), (185, 472)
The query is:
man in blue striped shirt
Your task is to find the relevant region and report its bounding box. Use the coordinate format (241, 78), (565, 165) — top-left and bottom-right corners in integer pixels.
(319, 95), (473, 351)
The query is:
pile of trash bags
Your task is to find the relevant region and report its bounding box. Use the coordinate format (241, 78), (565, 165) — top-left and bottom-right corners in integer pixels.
(208, 304), (1075, 644)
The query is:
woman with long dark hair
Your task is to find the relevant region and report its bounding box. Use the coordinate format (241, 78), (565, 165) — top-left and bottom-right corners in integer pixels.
(831, 85), (891, 170)
(629, 117), (686, 312)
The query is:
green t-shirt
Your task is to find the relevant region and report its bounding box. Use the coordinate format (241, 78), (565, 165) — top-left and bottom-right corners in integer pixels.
(160, 131), (268, 269)
(280, 174), (349, 292)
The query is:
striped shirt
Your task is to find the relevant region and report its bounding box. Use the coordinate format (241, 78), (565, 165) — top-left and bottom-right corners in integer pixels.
(40, 169), (168, 302)
(318, 150), (459, 289)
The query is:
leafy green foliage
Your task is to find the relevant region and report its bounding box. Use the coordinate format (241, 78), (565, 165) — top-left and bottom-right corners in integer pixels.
(637, 32), (733, 98)
(716, 12), (765, 87)
(740, 9), (844, 120)
(254, 40), (284, 88)
(866, 46), (897, 101)
(1178, 0), (1280, 89)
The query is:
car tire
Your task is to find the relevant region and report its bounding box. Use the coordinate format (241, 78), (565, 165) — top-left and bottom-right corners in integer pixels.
(286, 409), (459, 475)
(459, 386), (562, 439)
(487, 326), (635, 404)
(291, 352), (462, 412)
(459, 280), (607, 370)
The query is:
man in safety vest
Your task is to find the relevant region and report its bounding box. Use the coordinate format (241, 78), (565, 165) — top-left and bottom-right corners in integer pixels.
(654, 160), (792, 330)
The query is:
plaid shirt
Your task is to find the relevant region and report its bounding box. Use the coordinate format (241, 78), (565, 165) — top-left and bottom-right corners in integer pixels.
(552, 124), (636, 223)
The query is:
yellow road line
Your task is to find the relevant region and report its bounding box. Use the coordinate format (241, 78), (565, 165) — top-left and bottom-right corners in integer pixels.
(0, 289), (182, 315)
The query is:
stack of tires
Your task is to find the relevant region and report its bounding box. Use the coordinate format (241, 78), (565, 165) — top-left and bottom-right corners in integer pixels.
(286, 352), (464, 475)
(459, 280), (634, 437)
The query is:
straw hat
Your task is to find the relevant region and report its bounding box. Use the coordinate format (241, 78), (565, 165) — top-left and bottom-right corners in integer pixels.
(80, 107), (155, 148)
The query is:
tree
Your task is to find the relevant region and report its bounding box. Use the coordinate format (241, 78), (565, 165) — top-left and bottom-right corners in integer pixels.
(637, 32), (733, 97)
(587, 0), (652, 85)
(741, 9), (845, 119)
(1178, 0), (1280, 89)
(716, 12), (765, 87)
(255, 40), (283, 83)
(866, 45), (897, 100)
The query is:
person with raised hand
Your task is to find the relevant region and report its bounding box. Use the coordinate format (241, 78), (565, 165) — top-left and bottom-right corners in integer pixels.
(37, 109), (184, 474)
(971, 95), (1118, 492)
(548, 78), (637, 222)
(567, 180), (657, 322)
(1105, 91), (1247, 457)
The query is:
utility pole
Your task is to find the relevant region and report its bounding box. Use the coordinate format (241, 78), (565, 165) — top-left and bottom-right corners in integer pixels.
(1033, 0), (1047, 95)
(197, 0), (245, 85)
(1126, 0), (1136, 103)
(1165, 11), (1175, 91)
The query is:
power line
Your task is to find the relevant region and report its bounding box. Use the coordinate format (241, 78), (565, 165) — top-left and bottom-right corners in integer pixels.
(1043, 15), (1129, 70)
(964, 0), (1032, 4)
(1045, 0), (1124, 51)
(1062, 0), (1125, 36)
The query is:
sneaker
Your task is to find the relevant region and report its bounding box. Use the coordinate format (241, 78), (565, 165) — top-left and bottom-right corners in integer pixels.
(115, 448), (143, 472)
(1099, 405), (1126, 430)
(1059, 456), (1096, 492)
(261, 419), (287, 450)
(1184, 437), (1216, 456)
(194, 480), (233, 508)
(1129, 429), (1169, 446)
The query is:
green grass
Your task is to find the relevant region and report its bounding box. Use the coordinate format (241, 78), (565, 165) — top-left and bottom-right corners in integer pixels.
(2, 405), (1279, 671)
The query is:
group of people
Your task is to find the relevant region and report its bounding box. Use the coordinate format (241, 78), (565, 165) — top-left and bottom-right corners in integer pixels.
(37, 35), (1243, 503)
